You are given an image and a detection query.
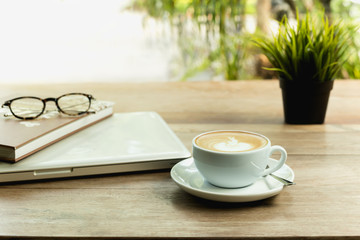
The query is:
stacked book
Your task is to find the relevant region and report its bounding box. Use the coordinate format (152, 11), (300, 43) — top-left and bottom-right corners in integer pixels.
(0, 99), (114, 162)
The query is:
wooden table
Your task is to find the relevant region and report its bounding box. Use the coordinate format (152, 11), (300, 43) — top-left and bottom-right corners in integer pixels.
(1, 80), (360, 239)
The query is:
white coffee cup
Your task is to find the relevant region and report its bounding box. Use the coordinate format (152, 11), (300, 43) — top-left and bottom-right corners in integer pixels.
(192, 130), (287, 188)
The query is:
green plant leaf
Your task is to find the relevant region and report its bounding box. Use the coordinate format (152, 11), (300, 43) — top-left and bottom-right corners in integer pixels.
(254, 10), (350, 82)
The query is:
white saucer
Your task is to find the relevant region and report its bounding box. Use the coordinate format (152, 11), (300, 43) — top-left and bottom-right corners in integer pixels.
(170, 158), (294, 202)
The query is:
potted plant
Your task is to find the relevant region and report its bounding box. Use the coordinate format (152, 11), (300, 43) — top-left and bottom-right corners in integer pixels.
(255, 12), (349, 124)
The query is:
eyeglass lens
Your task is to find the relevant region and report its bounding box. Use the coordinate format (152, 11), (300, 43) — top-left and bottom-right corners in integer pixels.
(10, 97), (45, 119)
(57, 94), (91, 115)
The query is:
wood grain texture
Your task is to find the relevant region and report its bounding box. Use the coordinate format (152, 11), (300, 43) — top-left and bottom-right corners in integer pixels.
(1, 80), (359, 124)
(0, 80), (360, 239)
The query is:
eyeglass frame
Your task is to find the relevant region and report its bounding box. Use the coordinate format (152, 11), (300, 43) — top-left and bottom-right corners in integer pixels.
(1, 93), (96, 120)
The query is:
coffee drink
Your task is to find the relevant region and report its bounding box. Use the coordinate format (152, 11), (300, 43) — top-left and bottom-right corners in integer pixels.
(195, 131), (268, 152)
(192, 130), (287, 188)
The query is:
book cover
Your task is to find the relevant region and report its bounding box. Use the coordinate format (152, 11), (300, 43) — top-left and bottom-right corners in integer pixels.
(0, 100), (113, 162)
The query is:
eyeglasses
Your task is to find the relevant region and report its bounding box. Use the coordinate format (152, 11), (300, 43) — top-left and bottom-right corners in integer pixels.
(1, 93), (96, 120)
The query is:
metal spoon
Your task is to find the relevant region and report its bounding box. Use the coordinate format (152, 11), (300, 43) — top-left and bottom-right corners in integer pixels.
(268, 173), (295, 186)
(265, 165), (295, 186)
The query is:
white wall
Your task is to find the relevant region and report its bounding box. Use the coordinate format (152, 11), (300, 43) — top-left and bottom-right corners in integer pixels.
(0, 0), (173, 83)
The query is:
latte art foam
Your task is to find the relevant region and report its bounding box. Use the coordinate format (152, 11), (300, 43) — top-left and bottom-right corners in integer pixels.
(195, 131), (268, 152)
(213, 137), (252, 152)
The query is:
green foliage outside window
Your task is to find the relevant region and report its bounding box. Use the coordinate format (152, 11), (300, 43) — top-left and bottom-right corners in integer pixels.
(131, 0), (360, 80)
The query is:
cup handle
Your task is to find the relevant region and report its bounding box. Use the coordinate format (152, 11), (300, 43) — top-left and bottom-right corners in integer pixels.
(262, 145), (287, 176)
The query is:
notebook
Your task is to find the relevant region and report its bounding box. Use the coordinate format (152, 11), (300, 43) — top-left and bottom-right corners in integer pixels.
(0, 112), (191, 183)
(0, 100), (114, 162)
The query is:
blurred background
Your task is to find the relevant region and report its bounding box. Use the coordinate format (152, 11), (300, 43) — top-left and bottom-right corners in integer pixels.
(0, 0), (359, 84)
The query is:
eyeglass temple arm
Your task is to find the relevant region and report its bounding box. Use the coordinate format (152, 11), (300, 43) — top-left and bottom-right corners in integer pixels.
(1, 101), (11, 108)
(1, 101), (11, 117)
(88, 95), (96, 113)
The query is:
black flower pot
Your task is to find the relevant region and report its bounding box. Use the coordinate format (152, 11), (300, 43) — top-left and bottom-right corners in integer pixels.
(280, 79), (334, 124)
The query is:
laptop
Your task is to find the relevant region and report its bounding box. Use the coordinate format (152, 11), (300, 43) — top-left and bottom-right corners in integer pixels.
(0, 112), (191, 183)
